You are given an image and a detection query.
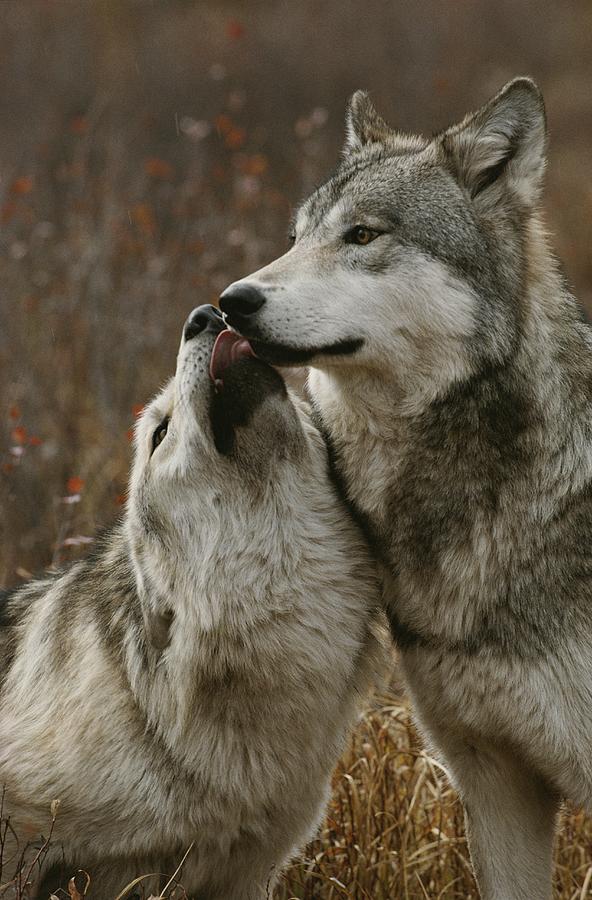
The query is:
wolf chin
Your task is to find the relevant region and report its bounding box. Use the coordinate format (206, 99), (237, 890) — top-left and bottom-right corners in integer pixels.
(221, 79), (592, 899)
(0, 306), (381, 899)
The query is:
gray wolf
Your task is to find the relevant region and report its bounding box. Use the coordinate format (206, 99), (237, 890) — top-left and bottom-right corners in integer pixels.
(0, 306), (381, 899)
(220, 79), (592, 899)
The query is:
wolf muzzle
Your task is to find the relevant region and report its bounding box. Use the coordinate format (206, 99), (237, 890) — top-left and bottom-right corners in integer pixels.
(219, 284), (266, 330)
(184, 304), (225, 342)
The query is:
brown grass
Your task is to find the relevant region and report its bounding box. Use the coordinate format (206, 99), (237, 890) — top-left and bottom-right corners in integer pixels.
(4, 683), (592, 898)
(277, 685), (475, 900)
(275, 687), (592, 899)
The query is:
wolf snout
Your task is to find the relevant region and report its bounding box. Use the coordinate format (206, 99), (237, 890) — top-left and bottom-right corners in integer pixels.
(219, 283), (266, 324)
(184, 304), (225, 342)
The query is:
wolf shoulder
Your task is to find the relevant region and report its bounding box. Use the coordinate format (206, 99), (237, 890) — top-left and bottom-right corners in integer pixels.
(0, 576), (59, 687)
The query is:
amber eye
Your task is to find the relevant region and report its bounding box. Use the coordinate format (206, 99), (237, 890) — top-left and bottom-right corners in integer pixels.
(345, 225), (381, 246)
(151, 417), (169, 455)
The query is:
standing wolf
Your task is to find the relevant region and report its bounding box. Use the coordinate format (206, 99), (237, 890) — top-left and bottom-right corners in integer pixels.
(0, 306), (380, 899)
(220, 78), (592, 899)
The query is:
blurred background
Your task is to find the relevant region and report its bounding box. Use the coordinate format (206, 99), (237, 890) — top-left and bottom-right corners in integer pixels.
(1, 0), (591, 584)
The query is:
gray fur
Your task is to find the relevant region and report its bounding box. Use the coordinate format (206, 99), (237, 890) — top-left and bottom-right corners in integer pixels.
(221, 79), (592, 899)
(0, 320), (382, 899)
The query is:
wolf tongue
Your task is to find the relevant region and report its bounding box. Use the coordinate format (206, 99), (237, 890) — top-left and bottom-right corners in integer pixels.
(209, 330), (255, 383)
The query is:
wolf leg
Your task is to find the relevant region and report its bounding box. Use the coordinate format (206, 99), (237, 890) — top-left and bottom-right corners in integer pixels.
(445, 741), (559, 900)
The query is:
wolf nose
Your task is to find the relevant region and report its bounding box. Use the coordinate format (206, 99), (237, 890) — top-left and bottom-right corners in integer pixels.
(219, 284), (266, 320)
(183, 305), (225, 342)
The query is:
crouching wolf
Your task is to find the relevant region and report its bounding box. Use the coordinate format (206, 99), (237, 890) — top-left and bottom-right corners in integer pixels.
(220, 79), (592, 898)
(0, 306), (381, 899)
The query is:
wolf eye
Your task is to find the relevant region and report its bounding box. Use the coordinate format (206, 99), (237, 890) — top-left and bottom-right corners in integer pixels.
(345, 225), (381, 246)
(288, 230), (296, 245)
(151, 417), (169, 455)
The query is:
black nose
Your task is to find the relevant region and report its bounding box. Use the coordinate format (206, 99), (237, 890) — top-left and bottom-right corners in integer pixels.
(219, 284), (266, 320)
(183, 305), (224, 342)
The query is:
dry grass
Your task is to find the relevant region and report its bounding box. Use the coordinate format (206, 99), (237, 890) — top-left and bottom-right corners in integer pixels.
(4, 682), (592, 898)
(276, 685), (475, 900)
(275, 685), (592, 900)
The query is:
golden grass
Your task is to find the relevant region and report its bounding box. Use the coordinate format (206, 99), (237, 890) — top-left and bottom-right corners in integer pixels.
(274, 685), (592, 900)
(3, 681), (592, 898)
(275, 686), (474, 900)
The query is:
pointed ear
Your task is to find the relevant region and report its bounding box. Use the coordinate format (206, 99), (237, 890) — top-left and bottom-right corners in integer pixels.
(344, 90), (394, 154)
(440, 78), (547, 205)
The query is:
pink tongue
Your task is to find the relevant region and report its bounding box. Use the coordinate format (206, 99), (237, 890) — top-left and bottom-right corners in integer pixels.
(209, 330), (255, 383)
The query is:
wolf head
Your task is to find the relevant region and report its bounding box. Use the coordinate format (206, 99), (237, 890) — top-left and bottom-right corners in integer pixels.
(220, 79), (547, 404)
(131, 303), (303, 477)
(126, 306), (315, 643)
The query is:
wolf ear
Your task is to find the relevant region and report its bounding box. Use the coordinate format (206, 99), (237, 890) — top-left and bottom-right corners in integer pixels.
(440, 78), (547, 205)
(344, 90), (394, 154)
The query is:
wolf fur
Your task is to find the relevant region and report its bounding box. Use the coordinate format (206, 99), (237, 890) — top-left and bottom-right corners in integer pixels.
(0, 310), (381, 899)
(220, 79), (592, 899)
